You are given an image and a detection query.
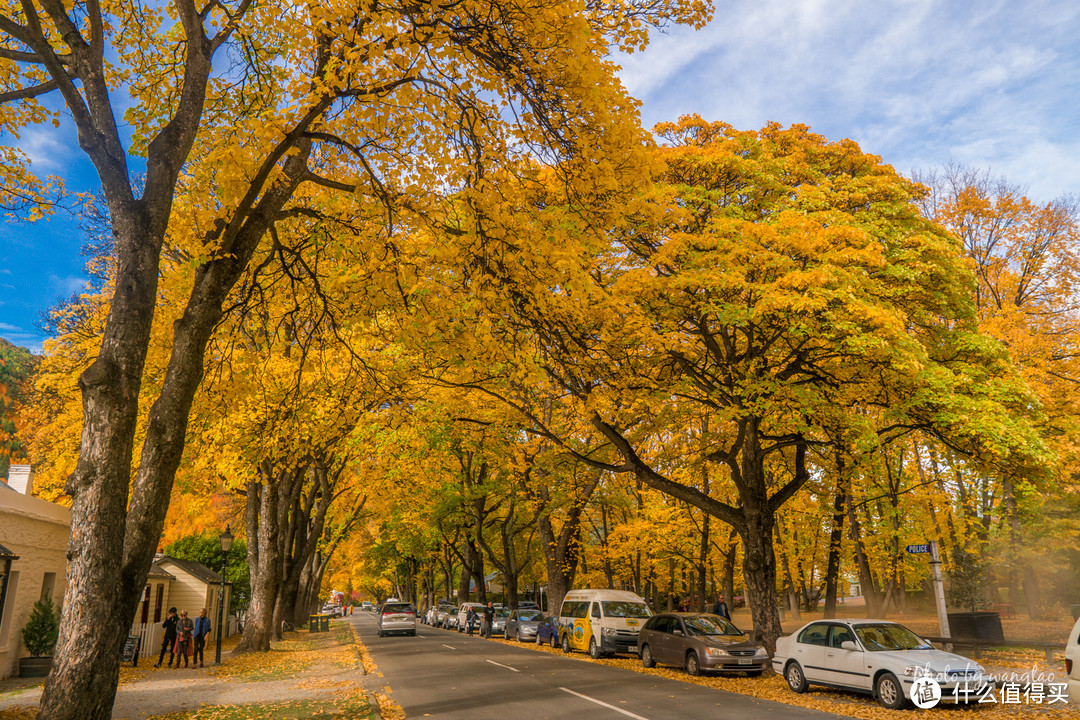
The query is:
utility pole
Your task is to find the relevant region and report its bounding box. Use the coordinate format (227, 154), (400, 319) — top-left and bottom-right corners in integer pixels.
(929, 541), (949, 639)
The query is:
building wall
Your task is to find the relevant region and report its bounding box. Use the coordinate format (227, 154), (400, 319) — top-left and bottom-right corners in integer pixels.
(0, 490), (71, 679)
(155, 560), (232, 642)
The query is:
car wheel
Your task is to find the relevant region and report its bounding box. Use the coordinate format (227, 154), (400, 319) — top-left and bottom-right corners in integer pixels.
(685, 651), (701, 677)
(535, 632), (541, 645)
(562, 633), (571, 653)
(550, 633), (558, 649)
(641, 644), (655, 668)
(876, 672), (907, 709)
(589, 637), (601, 659)
(409, 630), (416, 636)
(517, 630), (524, 643)
(785, 661), (808, 693)
(377, 629), (384, 638)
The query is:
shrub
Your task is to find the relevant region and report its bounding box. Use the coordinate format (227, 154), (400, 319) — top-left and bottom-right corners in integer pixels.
(22, 595), (60, 657)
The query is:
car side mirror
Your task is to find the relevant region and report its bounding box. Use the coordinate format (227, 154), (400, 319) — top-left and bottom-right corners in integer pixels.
(672, 630), (684, 637)
(841, 640), (858, 651)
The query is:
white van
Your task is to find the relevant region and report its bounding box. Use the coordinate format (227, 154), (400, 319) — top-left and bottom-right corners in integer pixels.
(558, 589), (652, 658)
(1067, 614), (1080, 704)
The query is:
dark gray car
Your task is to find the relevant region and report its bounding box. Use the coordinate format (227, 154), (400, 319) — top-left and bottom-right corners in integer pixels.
(638, 613), (769, 677)
(504, 609), (545, 642)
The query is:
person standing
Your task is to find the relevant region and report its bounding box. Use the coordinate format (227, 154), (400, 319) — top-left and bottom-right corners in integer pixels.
(713, 596), (730, 620)
(466, 606), (478, 636)
(193, 608), (212, 668)
(482, 602), (494, 639)
(155, 607), (178, 668)
(175, 610), (195, 668)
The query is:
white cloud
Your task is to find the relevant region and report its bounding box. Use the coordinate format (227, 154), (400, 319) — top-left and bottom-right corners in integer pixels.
(619, 0), (1080, 200)
(0, 322), (21, 332)
(48, 273), (87, 296)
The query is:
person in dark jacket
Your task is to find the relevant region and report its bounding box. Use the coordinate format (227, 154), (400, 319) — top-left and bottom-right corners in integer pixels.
(712, 596), (730, 619)
(193, 607), (212, 668)
(155, 607), (178, 667)
(466, 606), (478, 636)
(482, 602), (495, 639)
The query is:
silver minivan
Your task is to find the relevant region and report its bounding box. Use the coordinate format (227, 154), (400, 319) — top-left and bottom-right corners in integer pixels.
(377, 601), (417, 637)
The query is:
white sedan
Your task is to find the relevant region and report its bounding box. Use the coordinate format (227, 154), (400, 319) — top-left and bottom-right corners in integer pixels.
(773, 619), (995, 709)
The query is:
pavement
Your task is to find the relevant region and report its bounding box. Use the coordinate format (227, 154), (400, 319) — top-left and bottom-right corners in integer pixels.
(352, 612), (846, 720)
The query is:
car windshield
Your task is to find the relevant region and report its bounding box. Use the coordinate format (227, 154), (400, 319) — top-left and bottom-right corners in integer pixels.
(602, 601), (651, 618)
(854, 623), (932, 651)
(683, 615), (744, 636)
(383, 603), (414, 614)
(518, 610), (543, 621)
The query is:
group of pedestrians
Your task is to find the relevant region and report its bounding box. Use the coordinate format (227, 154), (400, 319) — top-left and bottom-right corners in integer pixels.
(464, 601), (496, 638)
(155, 606), (213, 668)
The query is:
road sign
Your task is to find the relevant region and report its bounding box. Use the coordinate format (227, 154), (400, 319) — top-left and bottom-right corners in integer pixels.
(906, 544), (931, 554)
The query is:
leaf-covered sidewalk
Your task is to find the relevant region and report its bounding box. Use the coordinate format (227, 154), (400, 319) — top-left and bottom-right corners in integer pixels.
(0, 622), (380, 720)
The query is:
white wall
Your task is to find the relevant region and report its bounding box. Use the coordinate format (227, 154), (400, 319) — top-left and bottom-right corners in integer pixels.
(0, 490), (70, 679)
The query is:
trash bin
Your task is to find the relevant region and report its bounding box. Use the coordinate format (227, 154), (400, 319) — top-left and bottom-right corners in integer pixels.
(310, 614), (320, 632)
(320, 615), (330, 632)
(947, 612), (1004, 642)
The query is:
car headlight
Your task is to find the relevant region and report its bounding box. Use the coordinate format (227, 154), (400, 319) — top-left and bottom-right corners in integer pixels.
(754, 647), (768, 657)
(705, 647), (730, 657)
(602, 627), (617, 636)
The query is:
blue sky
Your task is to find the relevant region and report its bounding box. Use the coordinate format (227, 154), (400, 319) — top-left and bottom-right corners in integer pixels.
(2, 0), (1078, 353)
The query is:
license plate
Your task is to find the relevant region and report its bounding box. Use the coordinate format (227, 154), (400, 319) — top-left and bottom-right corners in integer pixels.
(738, 658), (752, 665)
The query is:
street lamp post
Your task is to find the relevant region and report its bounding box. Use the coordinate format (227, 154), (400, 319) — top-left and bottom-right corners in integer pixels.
(215, 525), (234, 665)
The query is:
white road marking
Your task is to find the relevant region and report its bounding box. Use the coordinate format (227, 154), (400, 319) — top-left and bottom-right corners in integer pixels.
(486, 659), (521, 673)
(560, 687), (651, 720)
(417, 635), (426, 638)
(442, 644), (456, 650)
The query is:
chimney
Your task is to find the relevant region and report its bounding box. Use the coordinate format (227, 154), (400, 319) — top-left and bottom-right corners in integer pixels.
(7, 465), (33, 495)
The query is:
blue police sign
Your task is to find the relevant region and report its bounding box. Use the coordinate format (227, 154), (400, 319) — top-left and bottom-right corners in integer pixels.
(906, 544), (931, 554)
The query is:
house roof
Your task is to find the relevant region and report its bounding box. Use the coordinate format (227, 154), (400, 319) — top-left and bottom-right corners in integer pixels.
(147, 560), (176, 580)
(157, 555), (224, 584)
(0, 541), (18, 559)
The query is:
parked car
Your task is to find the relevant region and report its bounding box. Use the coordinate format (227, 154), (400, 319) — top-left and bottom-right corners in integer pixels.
(774, 619), (995, 709)
(505, 609), (545, 642)
(377, 601), (417, 637)
(456, 602), (485, 632)
(638, 613), (767, 677)
(360, 601), (374, 612)
(492, 607), (510, 636)
(558, 589), (651, 657)
(433, 603), (457, 628)
(321, 604), (342, 618)
(1066, 614), (1080, 704)
(536, 615), (560, 647)
(517, 601), (539, 610)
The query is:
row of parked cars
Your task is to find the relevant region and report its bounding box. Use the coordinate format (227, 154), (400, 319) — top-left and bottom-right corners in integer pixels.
(378, 588), (1080, 709)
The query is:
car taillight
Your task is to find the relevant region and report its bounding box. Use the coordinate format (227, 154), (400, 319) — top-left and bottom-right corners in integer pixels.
(1067, 659), (1073, 675)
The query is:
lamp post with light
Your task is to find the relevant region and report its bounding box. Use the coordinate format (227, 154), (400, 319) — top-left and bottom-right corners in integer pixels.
(215, 526), (234, 665)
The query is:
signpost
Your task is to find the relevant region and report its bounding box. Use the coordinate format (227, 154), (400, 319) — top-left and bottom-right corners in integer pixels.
(907, 541), (949, 639)
(120, 636), (140, 667)
(905, 544), (931, 554)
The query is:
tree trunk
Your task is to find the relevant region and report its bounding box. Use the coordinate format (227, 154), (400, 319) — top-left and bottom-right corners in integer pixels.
(823, 467), (846, 619)
(236, 470), (282, 653)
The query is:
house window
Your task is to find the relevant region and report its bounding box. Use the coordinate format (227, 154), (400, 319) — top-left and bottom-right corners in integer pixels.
(41, 572), (56, 601)
(0, 571), (19, 649)
(140, 585), (150, 624)
(154, 584), (164, 623)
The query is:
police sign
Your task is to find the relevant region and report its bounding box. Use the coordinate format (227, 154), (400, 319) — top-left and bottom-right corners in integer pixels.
(906, 544), (931, 554)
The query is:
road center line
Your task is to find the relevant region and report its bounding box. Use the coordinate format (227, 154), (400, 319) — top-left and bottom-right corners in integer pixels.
(486, 659), (521, 673)
(559, 687), (650, 720)
(442, 644), (456, 650)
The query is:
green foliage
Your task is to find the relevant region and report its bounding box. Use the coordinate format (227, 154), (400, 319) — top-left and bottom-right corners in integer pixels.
(163, 532), (250, 611)
(0, 338), (35, 477)
(21, 594), (60, 656)
(947, 547), (987, 612)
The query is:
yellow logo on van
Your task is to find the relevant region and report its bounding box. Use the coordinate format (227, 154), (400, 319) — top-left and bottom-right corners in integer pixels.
(574, 624), (585, 641)
(626, 619), (639, 627)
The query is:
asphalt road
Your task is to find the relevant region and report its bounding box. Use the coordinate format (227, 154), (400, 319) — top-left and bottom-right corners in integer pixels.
(350, 613), (845, 720)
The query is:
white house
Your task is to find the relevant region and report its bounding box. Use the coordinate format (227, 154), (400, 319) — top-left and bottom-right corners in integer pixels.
(130, 555), (235, 656)
(0, 466), (70, 680)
